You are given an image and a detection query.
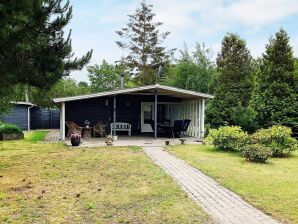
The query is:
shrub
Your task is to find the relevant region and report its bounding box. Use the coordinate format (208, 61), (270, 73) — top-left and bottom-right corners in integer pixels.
(242, 144), (272, 163)
(252, 125), (298, 157)
(206, 126), (249, 151)
(0, 123), (22, 134)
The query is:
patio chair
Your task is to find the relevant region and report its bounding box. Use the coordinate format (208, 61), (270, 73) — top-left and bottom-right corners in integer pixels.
(171, 120), (184, 138)
(65, 121), (82, 137)
(93, 122), (107, 137)
(181, 119), (191, 137)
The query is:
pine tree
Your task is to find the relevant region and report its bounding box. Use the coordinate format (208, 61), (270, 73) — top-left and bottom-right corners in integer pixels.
(206, 33), (254, 131)
(116, 2), (174, 85)
(252, 28), (298, 128)
(0, 0), (92, 113)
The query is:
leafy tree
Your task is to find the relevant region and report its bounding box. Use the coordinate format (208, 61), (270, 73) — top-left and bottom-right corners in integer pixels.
(0, 84), (29, 115)
(165, 43), (217, 93)
(116, 2), (174, 85)
(206, 33), (254, 131)
(88, 60), (129, 92)
(0, 0), (92, 113)
(29, 78), (92, 108)
(252, 28), (298, 128)
(77, 81), (89, 88)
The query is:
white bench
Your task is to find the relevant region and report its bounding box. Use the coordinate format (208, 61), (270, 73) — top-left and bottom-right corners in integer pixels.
(110, 122), (132, 136)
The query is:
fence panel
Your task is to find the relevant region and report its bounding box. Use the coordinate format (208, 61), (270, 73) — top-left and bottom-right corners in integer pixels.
(31, 108), (60, 129)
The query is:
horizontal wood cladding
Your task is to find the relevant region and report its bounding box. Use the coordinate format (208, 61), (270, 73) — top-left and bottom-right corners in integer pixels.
(65, 97), (113, 127)
(65, 94), (182, 134)
(1, 105), (29, 130)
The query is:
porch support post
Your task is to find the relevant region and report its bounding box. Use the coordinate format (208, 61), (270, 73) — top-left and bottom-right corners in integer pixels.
(154, 89), (157, 139)
(60, 102), (65, 140)
(113, 95), (116, 135)
(200, 98), (205, 138)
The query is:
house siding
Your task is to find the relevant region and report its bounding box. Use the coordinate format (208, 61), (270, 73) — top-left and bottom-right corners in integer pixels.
(1, 105), (29, 130)
(64, 94), (182, 134)
(65, 97), (113, 127)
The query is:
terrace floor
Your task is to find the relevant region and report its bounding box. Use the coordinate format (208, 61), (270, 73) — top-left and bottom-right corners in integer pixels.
(43, 130), (202, 147)
(69, 135), (201, 147)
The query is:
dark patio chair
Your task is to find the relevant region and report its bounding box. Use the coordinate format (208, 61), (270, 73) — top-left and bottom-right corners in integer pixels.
(182, 119), (191, 137)
(171, 120), (184, 138)
(65, 121), (82, 137)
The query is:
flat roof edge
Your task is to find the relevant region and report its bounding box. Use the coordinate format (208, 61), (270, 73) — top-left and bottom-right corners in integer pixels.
(53, 84), (213, 103)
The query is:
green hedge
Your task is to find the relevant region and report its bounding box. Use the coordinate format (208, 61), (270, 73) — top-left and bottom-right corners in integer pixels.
(0, 123), (22, 134)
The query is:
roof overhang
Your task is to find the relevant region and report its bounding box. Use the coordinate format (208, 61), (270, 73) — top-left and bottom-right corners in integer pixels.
(53, 84), (213, 103)
(10, 101), (36, 106)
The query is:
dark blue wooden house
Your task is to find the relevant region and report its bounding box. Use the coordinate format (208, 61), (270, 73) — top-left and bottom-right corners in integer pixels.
(1, 102), (35, 131)
(53, 84), (213, 140)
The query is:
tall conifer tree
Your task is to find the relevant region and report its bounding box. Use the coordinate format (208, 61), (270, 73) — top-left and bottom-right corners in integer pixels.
(116, 2), (174, 85)
(207, 33), (254, 130)
(252, 28), (298, 128)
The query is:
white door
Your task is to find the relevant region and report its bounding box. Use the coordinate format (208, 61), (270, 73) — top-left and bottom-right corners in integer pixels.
(141, 102), (154, 132)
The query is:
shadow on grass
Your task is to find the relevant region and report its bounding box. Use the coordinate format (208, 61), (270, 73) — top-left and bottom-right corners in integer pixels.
(199, 144), (242, 157)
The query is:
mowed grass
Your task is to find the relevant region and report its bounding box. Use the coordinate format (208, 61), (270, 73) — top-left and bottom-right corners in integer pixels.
(0, 133), (210, 224)
(169, 144), (298, 224)
(24, 131), (48, 142)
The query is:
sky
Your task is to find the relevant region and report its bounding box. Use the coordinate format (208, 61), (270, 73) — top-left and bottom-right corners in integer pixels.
(66, 0), (298, 82)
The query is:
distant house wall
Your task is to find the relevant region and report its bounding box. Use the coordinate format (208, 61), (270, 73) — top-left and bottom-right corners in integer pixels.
(64, 94), (182, 134)
(1, 105), (29, 130)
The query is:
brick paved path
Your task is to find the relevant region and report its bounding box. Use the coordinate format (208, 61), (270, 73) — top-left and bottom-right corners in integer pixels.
(144, 146), (279, 224)
(43, 130), (60, 142)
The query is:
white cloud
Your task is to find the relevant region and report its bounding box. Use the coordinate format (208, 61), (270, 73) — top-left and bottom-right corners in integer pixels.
(194, 0), (298, 37)
(68, 0), (298, 81)
(153, 0), (298, 37)
(221, 0), (298, 26)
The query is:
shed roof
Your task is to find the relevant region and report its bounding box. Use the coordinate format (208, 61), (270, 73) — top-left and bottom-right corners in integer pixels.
(53, 84), (213, 103)
(10, 101), (36, 106)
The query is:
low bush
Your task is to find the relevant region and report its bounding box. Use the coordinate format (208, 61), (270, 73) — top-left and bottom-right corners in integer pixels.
(252, 125), (298, 157)
(242, 144), (272, 163)
(206, 126), (249, 151)
(0, 123), (22, 134)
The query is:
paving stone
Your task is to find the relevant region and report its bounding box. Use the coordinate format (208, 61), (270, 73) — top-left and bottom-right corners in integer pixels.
(143, 146), (280, 224)
(43, 129), (60, 142)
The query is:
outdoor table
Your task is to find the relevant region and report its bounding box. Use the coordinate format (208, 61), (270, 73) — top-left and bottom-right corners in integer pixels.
(158, 124), (174, 137)
(82, 127), (92, 138)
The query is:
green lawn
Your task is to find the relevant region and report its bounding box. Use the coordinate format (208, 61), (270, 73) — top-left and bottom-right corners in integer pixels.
(24, 131), (49, 142)
(0, 132), (209, 223)
(169, 144), (298, 224)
